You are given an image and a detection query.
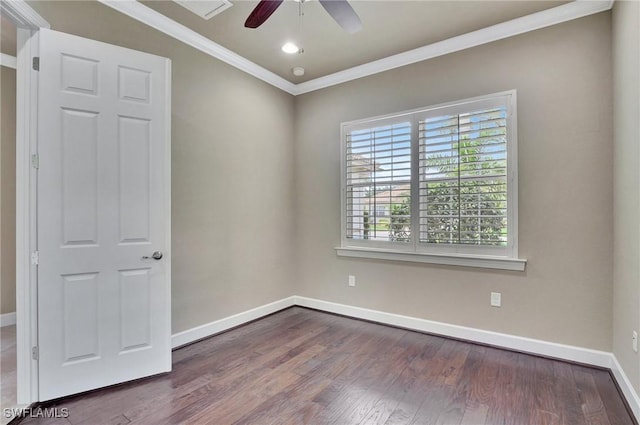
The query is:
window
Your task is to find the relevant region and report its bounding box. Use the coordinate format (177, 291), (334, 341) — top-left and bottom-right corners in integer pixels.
(339, 91), (524, 270)
(345, 120), (412, 244)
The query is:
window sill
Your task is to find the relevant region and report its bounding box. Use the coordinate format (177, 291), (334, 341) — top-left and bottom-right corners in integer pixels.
(335, 246), (527, 271)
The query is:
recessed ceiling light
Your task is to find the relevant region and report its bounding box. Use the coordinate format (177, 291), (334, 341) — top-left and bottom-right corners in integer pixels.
(292, 67), (305, 77)
(281, 42), (300, 54)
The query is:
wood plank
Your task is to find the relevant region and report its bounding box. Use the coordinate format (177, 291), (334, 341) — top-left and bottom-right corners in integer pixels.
(409, 339), (471, 425)
(468, 346), (500, 406)
(359, 333), (445, 425)
(459, 402), (489, 425)
(483, 348), (519, 425)
(383, 335), (448, 425)
(531, 356), (561, 425)
(590, 369), (636, 425)
(333, 332), (427, 425)
(574, 365), (612, 425)
(307, 326), (409, 424)
(552, 360), (584, 425)
(433, 344), (486, 425)
(232, 374), (333, 425)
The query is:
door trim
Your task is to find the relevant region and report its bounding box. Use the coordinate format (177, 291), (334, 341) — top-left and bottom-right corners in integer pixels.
(16, 26), (40, 407)
(0, 0), (49, 29)
(1, 0), (50, 405)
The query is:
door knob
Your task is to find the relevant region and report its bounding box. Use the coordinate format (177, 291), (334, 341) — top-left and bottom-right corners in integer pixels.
(142, 251), (163, 260)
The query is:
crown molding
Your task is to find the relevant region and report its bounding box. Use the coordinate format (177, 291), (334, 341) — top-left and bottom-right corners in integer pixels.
(97, 0), (298, 95)
(294, 0), (614, 95)
(0, 0), (50, 29)
(100, 0), (613, 97)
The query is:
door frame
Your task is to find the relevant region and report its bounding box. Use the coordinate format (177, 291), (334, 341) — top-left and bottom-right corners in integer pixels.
(0, 0), (49, 405)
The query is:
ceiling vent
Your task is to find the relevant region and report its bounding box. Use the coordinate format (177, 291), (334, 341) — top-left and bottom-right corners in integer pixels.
(173, 0), (233, 20)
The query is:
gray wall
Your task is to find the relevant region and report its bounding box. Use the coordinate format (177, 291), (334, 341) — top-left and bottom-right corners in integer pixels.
(1, 15), (17, 315)
(29, 0), (297, 333)
(294, 12), (614, 351)
(0, 66), (16, 315)
(613, 0), (640, 394)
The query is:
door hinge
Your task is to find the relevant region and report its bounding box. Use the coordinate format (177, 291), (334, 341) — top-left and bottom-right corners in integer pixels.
(31, 251), (39, 265)
(31, 154), (39, 169)
(32, 57), (39, 71)
(32, 346), (38, 360)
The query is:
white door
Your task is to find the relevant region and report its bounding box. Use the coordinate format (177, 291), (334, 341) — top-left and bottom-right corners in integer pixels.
(36, 28), (171, 401)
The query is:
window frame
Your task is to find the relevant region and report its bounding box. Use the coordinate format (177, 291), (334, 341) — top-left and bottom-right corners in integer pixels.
(339, 90), (525, 271)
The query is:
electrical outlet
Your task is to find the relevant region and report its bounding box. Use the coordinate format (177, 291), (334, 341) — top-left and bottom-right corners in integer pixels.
(633, 331), (638, 353)
(490, 292), (501, 307)
(348, 275), (356, 287)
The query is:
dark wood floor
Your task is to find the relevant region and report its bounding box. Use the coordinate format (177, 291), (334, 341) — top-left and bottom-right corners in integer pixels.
(18, 307), (635, 425)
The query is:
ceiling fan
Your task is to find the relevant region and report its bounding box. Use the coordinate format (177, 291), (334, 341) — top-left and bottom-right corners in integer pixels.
(244, 0), (362, 34)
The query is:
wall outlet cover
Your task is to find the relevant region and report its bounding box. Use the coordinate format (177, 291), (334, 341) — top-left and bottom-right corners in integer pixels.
(490, 292), (501, 307)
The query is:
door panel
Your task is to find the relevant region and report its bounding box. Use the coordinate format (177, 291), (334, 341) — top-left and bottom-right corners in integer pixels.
(119, 268), (152, 352)
(118, 116), (151, 243)
(37, 28), (171, 401)
(118, 66), (151, 103)
(61, 54), (99, 95)
(62, 272), (100, 364)
(61, 108), (99, 246)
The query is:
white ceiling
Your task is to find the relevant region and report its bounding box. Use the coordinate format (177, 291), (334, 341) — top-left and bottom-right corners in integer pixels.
(142, 0), (570, 83)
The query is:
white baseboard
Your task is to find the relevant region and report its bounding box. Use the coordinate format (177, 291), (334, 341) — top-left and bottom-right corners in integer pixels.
(170, 295), (612, 366)
(169, 295), (639, 422)
(611, 355), (640, 421)
(0, 312), (16, 327)
(171, 296), (296, 349)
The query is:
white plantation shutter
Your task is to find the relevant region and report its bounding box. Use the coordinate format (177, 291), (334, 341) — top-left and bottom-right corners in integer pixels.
(419, 105), (508, 246)
(345, 120), (412, 242)
(341, 91), (517, 259)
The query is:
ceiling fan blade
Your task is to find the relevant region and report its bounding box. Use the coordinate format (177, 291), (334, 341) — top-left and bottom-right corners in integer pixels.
(318, 0), (362, 34)
(245, 0), (284, 29)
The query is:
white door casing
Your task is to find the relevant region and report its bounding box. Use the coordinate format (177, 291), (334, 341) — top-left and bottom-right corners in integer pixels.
(37, 28), (171, 401)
